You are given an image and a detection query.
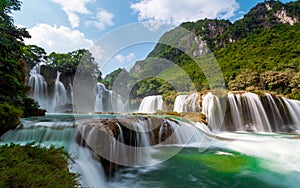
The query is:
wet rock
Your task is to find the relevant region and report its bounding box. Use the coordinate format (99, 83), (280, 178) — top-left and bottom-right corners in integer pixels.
(74, 116), (180, 175)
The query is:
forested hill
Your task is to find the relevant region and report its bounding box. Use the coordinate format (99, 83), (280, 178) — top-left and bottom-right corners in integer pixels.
(128, 0), (300, 99)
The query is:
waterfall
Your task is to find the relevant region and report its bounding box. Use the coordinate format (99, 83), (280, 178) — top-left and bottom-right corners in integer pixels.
(69, 77), (73, 102)
(227, 92), (244, 131)
(201, 92), (225, 132)
(173, 95), (188, 113)
(185, 93), (200, 112)
(282, 98), (300, 131)
(138, 95), (164, 114)
(173, 93), (200, 113)
(28, 65), (48, 109)
(28, 66), (70, 112)
(202, 92), (300, 133)
(158, 119), (199, 145)
(51, 72), (67, 112)
(94, 83), (113, 112)
(0, 116), (107, 187)
(94, 83), (128, 113)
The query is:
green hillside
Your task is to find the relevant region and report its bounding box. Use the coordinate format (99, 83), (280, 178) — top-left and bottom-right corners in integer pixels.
(124, 0), (300, 99)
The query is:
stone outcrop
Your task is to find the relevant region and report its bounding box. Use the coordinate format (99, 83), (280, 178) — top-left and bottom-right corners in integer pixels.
(74, 116), (183, 175)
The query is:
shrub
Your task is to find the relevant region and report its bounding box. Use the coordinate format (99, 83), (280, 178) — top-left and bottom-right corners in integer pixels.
(0, 103), (22, 136)
(0, 144), (79, 187)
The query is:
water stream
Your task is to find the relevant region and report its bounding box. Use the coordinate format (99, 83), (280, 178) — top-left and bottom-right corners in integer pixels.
(1, 114), (300, 187)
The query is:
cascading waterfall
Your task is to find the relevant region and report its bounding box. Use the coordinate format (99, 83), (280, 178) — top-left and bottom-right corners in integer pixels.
(185, 93), (200, 112)
(173, 95), (188, 113)
(202, 92), (300, 133)
(158, 119), (200, 145)
(201, 92), (225, 132)
(69, 77), (74, 102)
(28, 66), (71, 112)
(28, 65), (48, 109)
(0, 116), (108, 187)
(173, 93), (200, 113)
(93, 83), (129, 113)
(94, 83), (112, 112)
(138, 95), (164, 113)
(52, 71), (67, 112)
(282, 98), (300, 131)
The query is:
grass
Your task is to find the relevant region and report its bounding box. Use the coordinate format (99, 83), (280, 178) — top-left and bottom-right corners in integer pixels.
(0, 144), (79, 187)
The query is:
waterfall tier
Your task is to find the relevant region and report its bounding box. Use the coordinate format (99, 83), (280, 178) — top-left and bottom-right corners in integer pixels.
(174, 95), (188, 113)
(138, 95), (164, 113)
(28, 66), (70, 112)
(52, 71), (68, 112)
(173, 93), (201, 113)
(1, 115), (203, 181)
(28, 65), (48, 109)
(202, 92), (300, 133)
(94, 83), (112, 112)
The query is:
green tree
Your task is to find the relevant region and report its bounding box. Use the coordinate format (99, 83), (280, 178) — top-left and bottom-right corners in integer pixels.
(22, 45), (47, 69)
(46, 49), (100, 78)
(0, 0), (40, 135)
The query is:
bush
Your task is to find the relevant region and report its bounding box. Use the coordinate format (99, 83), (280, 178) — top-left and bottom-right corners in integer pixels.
(228, 69), (259, 90)
(0, 103), (22, 136)
(20, 96), (44, 117)
(0, 144), (79, 187)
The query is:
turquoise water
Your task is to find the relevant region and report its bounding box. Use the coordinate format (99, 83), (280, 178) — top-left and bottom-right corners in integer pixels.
(1, 114), (300, 188)
(110, 147), (300, 188)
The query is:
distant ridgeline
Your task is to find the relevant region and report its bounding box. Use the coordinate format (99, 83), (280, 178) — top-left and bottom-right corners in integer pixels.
(103, 0), (300, 100)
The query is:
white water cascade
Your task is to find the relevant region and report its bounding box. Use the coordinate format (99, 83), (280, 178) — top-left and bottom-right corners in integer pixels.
(201, 92), (225, 132)
(28, 65), (48, 109)
(185, 93), (201, 112)
(94, 83), (112, 112)
(94, 83), (127, 113)
(173, 95), (188, 113)
(173, 93), (201, 113)
(28, 66), (71, 112)
(1, 116), (106, 187)
(138, 95), (164, 113)
(52, 72), (67, 112)
(0, 115), (107, 187)
(202, 92), (300, 133)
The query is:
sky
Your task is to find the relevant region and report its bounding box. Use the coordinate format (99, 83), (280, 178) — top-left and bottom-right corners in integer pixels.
(14, 0), (294, 75)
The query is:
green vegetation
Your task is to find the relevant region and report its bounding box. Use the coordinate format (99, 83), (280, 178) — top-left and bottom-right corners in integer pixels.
(0, 103), (22, 136)
(0, 0), (42, 135)
(1, 0), (102, 136)
(126, 1), (300, 99)
(216, 24), (300, 98)
(1, 3), (80, 186)
(0, 144), (79, 187)
(102, 68), (123, 89)
(46, 49), (101, 79)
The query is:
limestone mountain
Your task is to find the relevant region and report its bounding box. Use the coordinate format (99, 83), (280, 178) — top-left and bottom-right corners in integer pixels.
(126, 0), (300, 98)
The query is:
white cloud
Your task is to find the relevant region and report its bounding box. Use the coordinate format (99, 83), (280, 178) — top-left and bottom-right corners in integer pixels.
(90, 45), (107, 63)
(51, 0), (93, 28)
(131, 0), (239, 25)
(86, 9), (114, 30)
(25, 23), (94, 53)
(115, 53), (136, 63)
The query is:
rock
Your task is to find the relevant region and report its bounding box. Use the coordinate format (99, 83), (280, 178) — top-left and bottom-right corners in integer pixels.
(74, 116), (181, 175)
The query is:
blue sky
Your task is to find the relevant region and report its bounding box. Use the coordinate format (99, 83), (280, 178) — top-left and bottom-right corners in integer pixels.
(14, 0), (294, 75)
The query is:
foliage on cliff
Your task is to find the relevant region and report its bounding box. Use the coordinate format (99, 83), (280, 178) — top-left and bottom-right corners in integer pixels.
(45, 49), (101, 78)
(0, 144), (79, 187)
